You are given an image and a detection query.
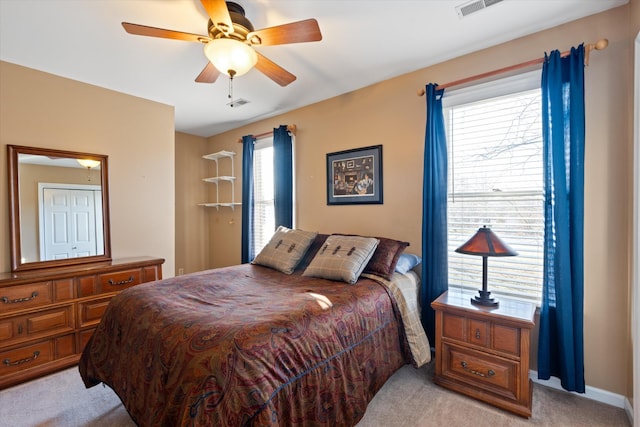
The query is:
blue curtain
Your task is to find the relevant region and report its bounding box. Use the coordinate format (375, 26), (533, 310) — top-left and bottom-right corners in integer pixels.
(421, 83), (449, 345)
(241, 135), (256, 263)
(273, 125), (293, 228)
(537, 44), (586, 393)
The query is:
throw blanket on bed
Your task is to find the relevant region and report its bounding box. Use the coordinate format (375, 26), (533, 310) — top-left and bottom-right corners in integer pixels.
(362, 272), (431, 367)
(79, 264), (428, 426)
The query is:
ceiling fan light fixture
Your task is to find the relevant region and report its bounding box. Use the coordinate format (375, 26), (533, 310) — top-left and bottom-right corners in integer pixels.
(204, 38), (257, 77)
(77, 159), (100, 169)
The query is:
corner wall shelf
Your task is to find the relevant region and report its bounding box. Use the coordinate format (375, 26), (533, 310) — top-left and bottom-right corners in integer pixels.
(199, 150), (241, 210)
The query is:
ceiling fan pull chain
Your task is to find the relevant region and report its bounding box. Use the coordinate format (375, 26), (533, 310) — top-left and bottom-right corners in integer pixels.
(228, 69), (236, 107)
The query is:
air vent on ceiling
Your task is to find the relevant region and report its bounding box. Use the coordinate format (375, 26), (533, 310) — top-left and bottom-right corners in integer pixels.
(455, 0), (504, 18)
(227, 98), (250, 108)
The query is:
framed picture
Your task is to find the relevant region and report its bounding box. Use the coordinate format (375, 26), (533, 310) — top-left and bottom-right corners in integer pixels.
(327, 145), (383, 205)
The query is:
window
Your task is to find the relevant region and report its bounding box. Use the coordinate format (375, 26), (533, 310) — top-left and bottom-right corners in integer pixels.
(253, 137), (275, 254)
(443, 73), (544, 304)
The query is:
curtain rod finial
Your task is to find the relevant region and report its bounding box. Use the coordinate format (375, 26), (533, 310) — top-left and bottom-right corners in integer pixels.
(594, 39), (608, 51)
(417, 88), (425, 97)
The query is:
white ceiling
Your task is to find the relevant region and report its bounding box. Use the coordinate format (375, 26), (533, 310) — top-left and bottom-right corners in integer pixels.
(0, 0), (627, 137)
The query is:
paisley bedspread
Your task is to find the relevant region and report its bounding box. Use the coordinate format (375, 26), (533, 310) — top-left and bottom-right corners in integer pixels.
(78, 263), (416, 426)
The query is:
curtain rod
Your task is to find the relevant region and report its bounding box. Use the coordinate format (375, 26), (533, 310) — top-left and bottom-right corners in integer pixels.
(417, 38), (608, 96)
(236, 124), (297, 143)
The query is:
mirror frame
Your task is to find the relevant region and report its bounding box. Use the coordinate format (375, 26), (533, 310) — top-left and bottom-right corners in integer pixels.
(8, 145), (112, 272)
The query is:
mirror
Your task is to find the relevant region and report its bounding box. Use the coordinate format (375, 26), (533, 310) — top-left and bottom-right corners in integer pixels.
(8, 145), (111, 272)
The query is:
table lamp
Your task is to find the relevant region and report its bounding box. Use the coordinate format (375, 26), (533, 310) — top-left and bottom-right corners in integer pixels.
(455, 225), (518, 307)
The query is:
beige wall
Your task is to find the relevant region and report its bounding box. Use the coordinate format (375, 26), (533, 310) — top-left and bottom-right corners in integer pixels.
(175, 131), (210, 275)
(630, 0), (640, 405)
(0, 61), (176, 277)
(628, 0), (640, 412)
(629, 0), (640, 407)
(199, 6), (635, 397)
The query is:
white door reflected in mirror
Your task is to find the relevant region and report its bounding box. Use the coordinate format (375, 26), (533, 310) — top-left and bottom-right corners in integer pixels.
(39, 184), (104, 261)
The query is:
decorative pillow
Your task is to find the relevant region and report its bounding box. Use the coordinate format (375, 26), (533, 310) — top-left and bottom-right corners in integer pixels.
(363, 237), (409, 280)
(395, 253), (422, 274)
(302, 235), (379, 284)
(252, 226), (318, 274)
(333, 234), (409, 280)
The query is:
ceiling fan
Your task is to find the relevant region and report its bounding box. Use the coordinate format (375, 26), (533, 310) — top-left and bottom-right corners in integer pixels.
(122, 0), (322, 87)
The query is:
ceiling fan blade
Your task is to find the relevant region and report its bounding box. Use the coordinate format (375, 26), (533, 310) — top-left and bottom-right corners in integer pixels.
(200, 0), (234, 36)
(247, 19), (322, 46)
(195, 62), (221, 83)
(255, 52), (296, 87)
(122, 22), (210, 43)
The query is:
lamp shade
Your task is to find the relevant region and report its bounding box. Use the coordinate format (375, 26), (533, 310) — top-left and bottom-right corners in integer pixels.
(204, 39), (258, 77)
(455, 226), (518, 257)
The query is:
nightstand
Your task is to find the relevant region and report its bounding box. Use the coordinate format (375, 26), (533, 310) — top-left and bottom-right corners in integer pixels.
(431, 289), (536, 418)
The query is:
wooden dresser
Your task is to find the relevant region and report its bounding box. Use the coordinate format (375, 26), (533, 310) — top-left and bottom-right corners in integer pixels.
(431, 289), (536, 418)
(0, 256), (164, 389)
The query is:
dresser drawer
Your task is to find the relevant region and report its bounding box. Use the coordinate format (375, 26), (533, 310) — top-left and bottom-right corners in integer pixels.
(443, 343), (518, 400)
(0, 282), (53, 314)
(0, 334), (75, 377)
(79, 328), (96, 351)
(143, 265), (161, 282)
(78, 269), (144, 298)
(0, 305), (74, 347)
(78, 296), (113, 328)
(77, 275), (99, 298)
(100, 269), (142, 293)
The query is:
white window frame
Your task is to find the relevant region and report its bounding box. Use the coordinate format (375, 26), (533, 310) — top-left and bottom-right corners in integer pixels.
(253, 137), (275, 255)
(443, 71), (544, 305)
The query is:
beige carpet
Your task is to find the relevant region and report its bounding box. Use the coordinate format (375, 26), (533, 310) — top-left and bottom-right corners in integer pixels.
(0, 362), (630, 427)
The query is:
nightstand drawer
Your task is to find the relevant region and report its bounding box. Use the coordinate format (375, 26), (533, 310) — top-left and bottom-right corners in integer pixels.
(443, 343), (518, 400)
(493, 323), (520, 356)
(442, 312), (521, 356)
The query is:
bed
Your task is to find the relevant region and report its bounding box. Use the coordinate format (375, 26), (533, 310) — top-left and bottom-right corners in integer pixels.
(79, 230), (430, 426)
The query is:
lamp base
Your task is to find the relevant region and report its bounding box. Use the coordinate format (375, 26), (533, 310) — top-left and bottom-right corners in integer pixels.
(470, 290), (499, 308)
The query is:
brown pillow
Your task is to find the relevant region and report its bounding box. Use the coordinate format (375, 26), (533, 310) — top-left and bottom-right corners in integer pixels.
(333, 234), (409, 280)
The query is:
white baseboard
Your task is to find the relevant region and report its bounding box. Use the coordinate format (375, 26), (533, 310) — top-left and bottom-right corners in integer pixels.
(529, 370), (626, 408)
(529, 371), (634, 426)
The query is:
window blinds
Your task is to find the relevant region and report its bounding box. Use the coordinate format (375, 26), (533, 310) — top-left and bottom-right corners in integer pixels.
(445, 88), (544, 304)
(253, 139), (275, 255)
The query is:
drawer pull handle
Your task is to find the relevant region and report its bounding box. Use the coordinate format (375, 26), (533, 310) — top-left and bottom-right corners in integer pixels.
(475, 329), (481, 339)
(460, 361), (495, 378)
(108, 276), (134, 286)
(3, 351), (40, 367)
(1, 291), (39, 304)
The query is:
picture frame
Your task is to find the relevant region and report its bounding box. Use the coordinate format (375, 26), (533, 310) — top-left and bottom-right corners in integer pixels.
(327, 145), (383, 205)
